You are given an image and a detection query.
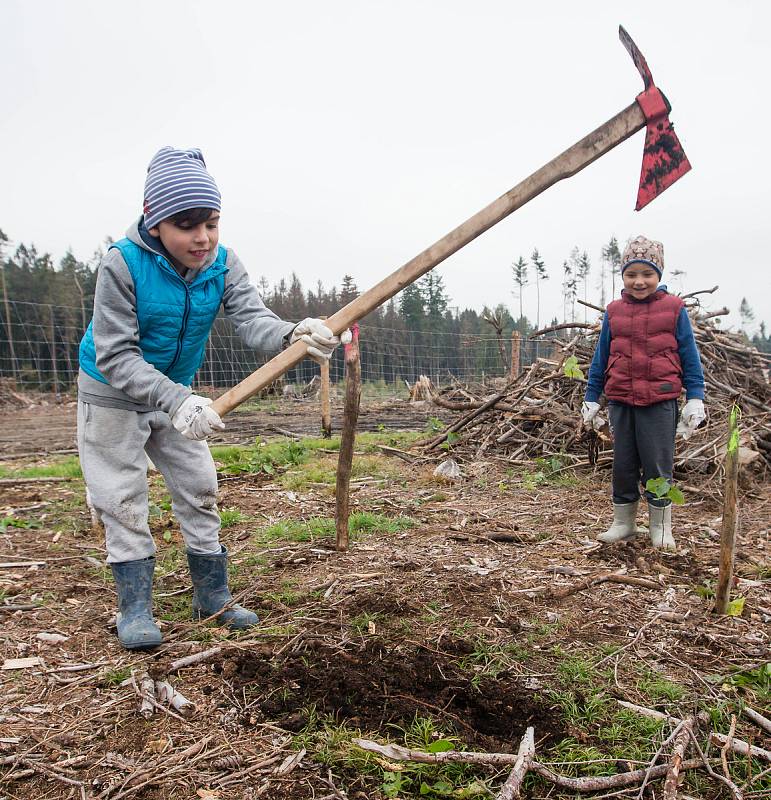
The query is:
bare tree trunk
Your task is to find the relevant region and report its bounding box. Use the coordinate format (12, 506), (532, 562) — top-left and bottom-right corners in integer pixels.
(510, 331), (521, 379)
(483, 311), (508, 372)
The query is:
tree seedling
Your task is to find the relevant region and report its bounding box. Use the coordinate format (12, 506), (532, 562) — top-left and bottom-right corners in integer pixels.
(645, 477), (685, 505)
(563, 355), (585, 380)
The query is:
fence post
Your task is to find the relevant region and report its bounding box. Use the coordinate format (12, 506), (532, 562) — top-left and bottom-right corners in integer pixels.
(1, 270), (18, 380)
(510, 331), (521, 379)
(49, 305), (60, 399)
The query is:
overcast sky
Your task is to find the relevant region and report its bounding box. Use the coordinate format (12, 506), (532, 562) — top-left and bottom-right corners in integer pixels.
(3, 1), (769, 334)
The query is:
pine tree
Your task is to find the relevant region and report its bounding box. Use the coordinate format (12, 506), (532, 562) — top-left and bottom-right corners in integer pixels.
(669, 268), (687, 294)
(562, 252), (578, 323)
(752, 321), (770, 353)
(340, 274), (359, 304)
(511, 256), (529, 322)
(399, 283), (425, 330)
(530, 248), (548, 330)
(739, 297), (755, 334)
(601, 236), (622, 299)
(577, 250), (591, 321)
(420, 272), (449, 323)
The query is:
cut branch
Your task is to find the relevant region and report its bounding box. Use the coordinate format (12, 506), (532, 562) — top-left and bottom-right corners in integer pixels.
(496, 727), (535, 800)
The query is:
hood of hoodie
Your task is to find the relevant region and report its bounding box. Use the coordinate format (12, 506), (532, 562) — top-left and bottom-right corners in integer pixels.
(127, 216), (219, 278)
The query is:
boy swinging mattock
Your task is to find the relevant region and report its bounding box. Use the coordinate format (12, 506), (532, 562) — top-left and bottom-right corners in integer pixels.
(77, 27), (696, 649)
(78, 146), (344, 650)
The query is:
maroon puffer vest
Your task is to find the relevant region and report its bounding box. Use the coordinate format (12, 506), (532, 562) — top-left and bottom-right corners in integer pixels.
(604, 290), (684, 406)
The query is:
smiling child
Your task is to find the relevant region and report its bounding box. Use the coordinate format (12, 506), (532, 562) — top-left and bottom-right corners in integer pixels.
(581, 235), (706, 550)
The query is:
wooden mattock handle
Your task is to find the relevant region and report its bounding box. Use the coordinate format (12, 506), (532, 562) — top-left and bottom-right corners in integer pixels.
(211, 101), (645, 418)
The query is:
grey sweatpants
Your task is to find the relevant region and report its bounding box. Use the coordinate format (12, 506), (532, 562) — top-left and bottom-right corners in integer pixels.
(77, 401), (222, 563)
(608, 399), (679, 508)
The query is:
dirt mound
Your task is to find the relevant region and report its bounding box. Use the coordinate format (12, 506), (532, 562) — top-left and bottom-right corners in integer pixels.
(220, 639), (565, 751)
(0, 377), (34, 408)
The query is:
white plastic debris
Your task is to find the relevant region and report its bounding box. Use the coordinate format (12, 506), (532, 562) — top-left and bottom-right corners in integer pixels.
(433, 459), (461, 481)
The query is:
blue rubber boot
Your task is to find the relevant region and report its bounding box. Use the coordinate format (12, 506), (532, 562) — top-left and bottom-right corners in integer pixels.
(110, 558), (163, 650)
(186, 546), (258, 630)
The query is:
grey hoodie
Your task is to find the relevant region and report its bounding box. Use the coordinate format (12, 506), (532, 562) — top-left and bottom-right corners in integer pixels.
(78, 219), (296, 415)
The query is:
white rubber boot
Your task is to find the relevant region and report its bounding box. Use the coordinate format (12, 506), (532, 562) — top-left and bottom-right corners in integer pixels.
(648, 504), (675, 551)
(597, 501), (644, 543)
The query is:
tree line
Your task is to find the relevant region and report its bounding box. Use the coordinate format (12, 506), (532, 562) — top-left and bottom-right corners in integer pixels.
(1, 228), (768, 392)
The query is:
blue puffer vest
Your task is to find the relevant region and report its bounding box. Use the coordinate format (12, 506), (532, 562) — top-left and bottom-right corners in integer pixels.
(79, 239), (228, 386)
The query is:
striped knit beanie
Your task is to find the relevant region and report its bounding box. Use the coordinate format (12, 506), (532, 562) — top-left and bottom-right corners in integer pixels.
(621, 235), (664, 278)
(143, 147), (221, 230)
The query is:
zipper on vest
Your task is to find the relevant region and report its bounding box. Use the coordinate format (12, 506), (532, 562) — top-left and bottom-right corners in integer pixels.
(167, 283), (191, 373)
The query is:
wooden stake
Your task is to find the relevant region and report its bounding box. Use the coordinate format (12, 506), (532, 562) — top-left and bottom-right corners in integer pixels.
(510, 331), (521, 379)
(320, 359), (332, 438)
(715, 404), (740, 615)
(335, 325), (361, 552)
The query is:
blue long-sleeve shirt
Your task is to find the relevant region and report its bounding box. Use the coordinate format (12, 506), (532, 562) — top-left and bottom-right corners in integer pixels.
(585, 288), (705, 404)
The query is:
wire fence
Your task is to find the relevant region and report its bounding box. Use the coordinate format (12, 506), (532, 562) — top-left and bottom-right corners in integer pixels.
(0, 299), (573, 457)
(0, 299), (563, 396)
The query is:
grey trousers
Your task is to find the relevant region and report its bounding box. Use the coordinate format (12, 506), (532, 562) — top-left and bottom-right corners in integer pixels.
(77, 401), (222, 563)
(608, 399), (679, 507)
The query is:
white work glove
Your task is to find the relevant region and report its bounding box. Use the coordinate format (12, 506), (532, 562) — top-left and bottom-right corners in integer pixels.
(581, 401), (606, 432)
(290, 318), (345, 362)
(581, 401), (600, 425)
(171, 395), (225, 441)
(676, 398), (706, 440)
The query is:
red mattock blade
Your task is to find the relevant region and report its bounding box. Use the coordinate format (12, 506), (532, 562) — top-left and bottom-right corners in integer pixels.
(619, 24), (654, 90)
(619, 25), (692, 210)
(636, 115), (692, 210)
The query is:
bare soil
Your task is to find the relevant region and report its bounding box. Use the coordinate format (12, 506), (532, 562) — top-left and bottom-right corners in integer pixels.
(0, 405), (769, 799)
(0, 397), (441, 456)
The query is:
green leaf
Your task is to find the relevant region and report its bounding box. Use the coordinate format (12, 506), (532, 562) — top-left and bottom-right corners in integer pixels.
(162, 531), (172, 543)
(262, 463), (274, 475)
(645, 477), (670, 499)
(427, 739), (455, 753)
(563, 355), (585, 380)
(0, 516), (42, 531)
(382, 771), (408, 797)
(726, 596), (745, 617)
(668, 486), (685, 505)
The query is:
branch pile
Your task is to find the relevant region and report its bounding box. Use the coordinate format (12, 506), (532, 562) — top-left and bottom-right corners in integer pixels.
(423, 303), (770, 485)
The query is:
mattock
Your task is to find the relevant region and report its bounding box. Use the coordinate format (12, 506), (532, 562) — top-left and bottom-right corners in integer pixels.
(212, 25), (691, 418)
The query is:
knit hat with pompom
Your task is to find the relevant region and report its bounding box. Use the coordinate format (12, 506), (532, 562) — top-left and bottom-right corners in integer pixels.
(621, 235), (664, 277)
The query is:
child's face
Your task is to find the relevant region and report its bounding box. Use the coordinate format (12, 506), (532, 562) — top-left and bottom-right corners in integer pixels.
(150, 214), (220, 271)
(622, 262), (660, 300)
